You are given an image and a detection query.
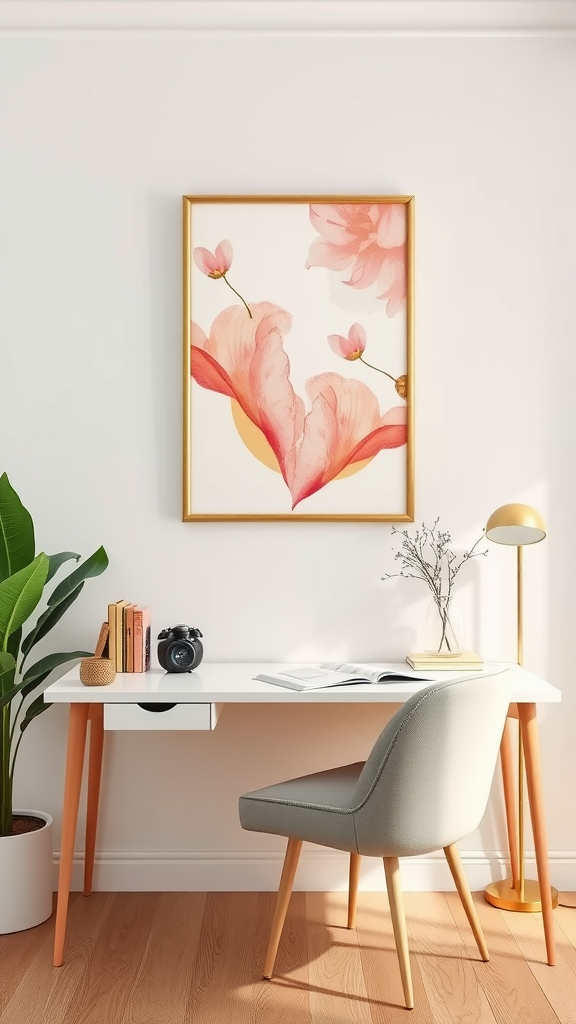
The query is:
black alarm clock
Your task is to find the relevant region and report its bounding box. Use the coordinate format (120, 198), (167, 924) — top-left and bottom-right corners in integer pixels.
(157, 625), (203, 673)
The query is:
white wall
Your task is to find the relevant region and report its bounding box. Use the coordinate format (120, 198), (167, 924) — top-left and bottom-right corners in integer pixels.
(1, 7), (575, 890)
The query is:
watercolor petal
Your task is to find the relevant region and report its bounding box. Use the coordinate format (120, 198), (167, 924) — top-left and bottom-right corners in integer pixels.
(305, 238), (357, 271)
(344, 246), (384, 290)
(327, 333), (351, 358)
(348, 323), (367, 351)
(191, 302), (303, 485)
(289, 375), (406, 508)
(376, 204), (406, 249)
(215, 239), (233, 272)
(193, 246), (219, 275)
(309, 204), (356, 246)
(191, 345), (237, 399)
(306, 203), (407, 314)
(376, 252), (407, 316)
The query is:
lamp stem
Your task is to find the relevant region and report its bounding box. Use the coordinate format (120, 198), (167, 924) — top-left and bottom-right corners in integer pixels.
(516, 544), (525, 898)
(517, 545), (523, 665)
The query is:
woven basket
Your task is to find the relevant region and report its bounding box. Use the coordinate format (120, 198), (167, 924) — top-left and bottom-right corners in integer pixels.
(79, 657), (116, 687)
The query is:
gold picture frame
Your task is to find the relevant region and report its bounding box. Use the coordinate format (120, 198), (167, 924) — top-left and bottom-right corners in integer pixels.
(183, 195), (414, 521)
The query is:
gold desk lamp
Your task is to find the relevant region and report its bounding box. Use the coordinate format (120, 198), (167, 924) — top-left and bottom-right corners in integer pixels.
(484, 503), (558, 912)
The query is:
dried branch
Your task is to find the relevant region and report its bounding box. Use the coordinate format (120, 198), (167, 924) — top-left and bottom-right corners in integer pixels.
(382, 519), (488, 612)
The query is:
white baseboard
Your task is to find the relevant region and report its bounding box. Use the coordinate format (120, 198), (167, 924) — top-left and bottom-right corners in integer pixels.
(53, 849), (576, 893)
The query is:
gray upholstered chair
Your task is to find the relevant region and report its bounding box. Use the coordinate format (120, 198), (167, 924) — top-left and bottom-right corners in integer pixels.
(239, 675), (511, 1010)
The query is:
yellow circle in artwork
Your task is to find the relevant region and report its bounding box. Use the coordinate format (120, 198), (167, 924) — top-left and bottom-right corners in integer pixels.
(230, 399), (281, 473)
(230, 399), (374, 481)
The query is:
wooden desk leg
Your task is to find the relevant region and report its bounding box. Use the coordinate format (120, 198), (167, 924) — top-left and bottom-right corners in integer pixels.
(84, 704), (104, 897)
(53, 702), (90, 968)
(500, 714), (520, 888)
(518, 701), (556, 966)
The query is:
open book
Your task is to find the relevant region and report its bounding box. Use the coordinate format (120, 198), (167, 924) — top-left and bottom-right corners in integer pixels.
(254, 662), (437, 691)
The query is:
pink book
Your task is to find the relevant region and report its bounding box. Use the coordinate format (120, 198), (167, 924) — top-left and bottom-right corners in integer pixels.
(133, 607), (151, 672)
(123, 604), (136, 672)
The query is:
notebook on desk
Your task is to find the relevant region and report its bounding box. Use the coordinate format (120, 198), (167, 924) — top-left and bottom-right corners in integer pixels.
(254, 662), (509, 691)
(254, 662), (434, 691)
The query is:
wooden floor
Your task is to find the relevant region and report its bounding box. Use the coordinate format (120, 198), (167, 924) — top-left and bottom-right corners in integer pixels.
(1, 890), (576, 1023)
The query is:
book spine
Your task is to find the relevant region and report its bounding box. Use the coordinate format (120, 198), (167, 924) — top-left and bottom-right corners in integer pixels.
(133, 610), (143, 672)
(115, 604), (124, 672)
(142, 608), (151, 671)
(108, 602), (118, 671)
(125, 605), (135, 672)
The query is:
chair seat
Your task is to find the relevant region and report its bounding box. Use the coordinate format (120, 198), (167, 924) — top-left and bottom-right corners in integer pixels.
(239, 762), (365, 852)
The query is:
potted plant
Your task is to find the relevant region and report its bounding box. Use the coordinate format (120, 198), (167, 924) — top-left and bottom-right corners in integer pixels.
(0, 472), (108, 933)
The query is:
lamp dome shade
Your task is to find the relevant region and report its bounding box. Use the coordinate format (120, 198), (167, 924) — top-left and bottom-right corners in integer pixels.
(485, 503), (546, 545)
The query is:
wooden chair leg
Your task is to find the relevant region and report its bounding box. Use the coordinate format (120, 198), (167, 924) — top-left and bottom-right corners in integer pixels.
(444, 843), (489, 961)
(519, 702), (556, 967)
(347, 852), (361, 929)
(383, 856), (414, 1010)
(263, 837), (302, 979)
(500, 714), (520, 888)
(84, 704), (104, 896)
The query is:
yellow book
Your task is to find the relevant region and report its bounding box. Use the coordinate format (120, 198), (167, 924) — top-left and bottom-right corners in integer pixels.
(107, 601), (123, 672)
(114, 601), (130, 672)
(406, 651), (484, 671)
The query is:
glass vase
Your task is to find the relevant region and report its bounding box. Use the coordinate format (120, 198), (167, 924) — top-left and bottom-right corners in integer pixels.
(423, 595), (464, 656)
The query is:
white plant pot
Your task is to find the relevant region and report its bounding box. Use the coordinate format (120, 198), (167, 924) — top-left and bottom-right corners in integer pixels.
(0, 810), (54, 934)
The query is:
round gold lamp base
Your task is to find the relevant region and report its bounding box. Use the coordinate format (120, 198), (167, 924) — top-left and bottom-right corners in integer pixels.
(485, 878), (559, 913)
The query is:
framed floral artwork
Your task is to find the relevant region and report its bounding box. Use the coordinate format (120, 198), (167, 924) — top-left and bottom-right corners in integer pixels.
(183, 195), (414, 521)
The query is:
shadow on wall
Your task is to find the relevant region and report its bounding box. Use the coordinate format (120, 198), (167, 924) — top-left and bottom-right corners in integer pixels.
(147, 192), (184, 522)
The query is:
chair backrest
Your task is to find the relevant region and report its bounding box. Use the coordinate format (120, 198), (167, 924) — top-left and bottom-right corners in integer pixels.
(351, 673), (512, 857)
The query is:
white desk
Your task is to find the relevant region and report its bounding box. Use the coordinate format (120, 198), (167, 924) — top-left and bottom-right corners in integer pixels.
(44, 662), (561, 967)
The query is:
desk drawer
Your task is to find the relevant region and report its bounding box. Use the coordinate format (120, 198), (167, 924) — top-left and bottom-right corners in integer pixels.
(103, 702), (221, 731)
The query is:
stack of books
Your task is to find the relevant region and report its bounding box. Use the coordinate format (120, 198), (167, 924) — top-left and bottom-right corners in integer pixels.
(405, 651), (484, 671)
(107, 601), (151, 673)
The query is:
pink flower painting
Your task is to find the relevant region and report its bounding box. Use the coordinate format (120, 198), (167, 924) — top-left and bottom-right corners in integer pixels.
(285, 375), (407, 509)
(306, 204), (407, 316)
(193, 240), (233, 279)
(192, 305), (407, 510)
(327, 323), (366, 361)
(184, 196), (413, 520)
(191, 302), (304, 490)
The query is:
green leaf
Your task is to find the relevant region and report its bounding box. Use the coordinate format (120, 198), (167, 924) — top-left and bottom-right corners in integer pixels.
(0, 652), (16, 698)
(0, 652), (16, 703)
(20, 650), (91, 700)
(21, 582), (84, 659)
(18, 670), (52, 700)
(48, 546), (108, 608)
(7, 626), (22, 662)
(0, 474), (35, 584)
(46, 552), (80, 584)
(0, 652), (15, 675)
(21, 545), (108, 666)
(0, 677), (27, 709)
(19, 694), (49, 734)
(22, 650), (92, 687)
(0, 553), (49, 650)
